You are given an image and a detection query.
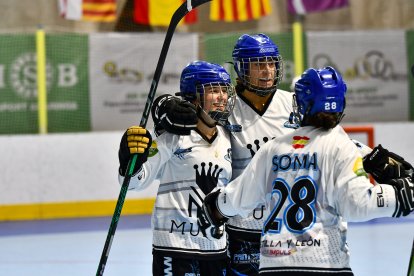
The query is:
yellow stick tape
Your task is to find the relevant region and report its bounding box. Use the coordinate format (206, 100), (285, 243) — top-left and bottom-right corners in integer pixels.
(36, 28), (48, 134)
(292, 20), (304, 77)
(0, 198), (155, 221)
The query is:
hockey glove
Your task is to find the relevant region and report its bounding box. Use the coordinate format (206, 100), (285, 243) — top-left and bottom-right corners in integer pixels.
(363, 144), (414, 183)
(118, 126), (152, 176)
(389, 177), (414, 217)
(151, 95), (198, 135)
(198, 190), (228, 239)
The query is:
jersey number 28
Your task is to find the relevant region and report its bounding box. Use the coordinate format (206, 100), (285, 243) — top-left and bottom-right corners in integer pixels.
(263, 177), (317, 235)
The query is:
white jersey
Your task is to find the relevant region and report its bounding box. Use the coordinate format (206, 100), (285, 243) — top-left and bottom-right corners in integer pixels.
(217, 125), (397, 274)
(226, 89), (296, 239)
(119, 126), (232, 260)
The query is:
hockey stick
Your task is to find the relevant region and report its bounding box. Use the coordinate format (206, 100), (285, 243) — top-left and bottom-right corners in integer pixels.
(407, 65), (414, 276)
(96, 1), (211, 275)
(408, 238), (414, 276)
(411, 64), (414, 79)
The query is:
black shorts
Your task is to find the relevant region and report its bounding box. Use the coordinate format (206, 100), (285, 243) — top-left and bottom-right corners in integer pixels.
(227, 235), (261, 276)
(152, 251), (227, 276)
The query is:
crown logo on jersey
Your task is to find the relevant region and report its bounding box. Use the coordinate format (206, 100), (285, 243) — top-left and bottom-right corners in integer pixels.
(194, 162), (223, 195)
(292, 136), (310, 149)
(247, 137), (273, 157)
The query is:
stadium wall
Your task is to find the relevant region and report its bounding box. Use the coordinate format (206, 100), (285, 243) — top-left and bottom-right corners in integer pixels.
(1, 122), (413, 221)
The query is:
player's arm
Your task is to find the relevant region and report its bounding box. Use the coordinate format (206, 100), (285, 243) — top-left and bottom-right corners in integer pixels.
(118, 126), (175, 190)
(197, 189), (230, 239)
(336, 142), (413, 220)
(362, 144), (414, 183)
(388, 176), (414, 217)
(198, 143), (272, 238)
(151, 94), (198, 135)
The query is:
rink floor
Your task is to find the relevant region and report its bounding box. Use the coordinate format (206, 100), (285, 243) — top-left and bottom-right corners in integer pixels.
(1, 214), (413, 276)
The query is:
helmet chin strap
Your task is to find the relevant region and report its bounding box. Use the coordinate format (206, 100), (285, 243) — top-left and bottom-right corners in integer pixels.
(196, 105), (217, 128)
(209, 110), (230, 125)
(299, 103), (314, 127)
(195, 105), (219, 144)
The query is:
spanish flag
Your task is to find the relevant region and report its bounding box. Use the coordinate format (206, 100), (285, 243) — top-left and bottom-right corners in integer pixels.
(134, 0), (198, 26)
(292, 136), (310, 149)
(58, 0), (117, 22)
(209, 0), (271, 22)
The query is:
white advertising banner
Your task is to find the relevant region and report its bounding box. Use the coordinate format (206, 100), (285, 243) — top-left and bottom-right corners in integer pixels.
(89, 33), (198, 130)
(307, 30), (409, 122)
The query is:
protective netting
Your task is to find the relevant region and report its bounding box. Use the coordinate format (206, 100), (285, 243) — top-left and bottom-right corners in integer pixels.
(0, 32), (90, 134)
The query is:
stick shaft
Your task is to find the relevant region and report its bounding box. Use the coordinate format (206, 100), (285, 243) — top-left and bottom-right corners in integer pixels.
(96, 1), (212, 275)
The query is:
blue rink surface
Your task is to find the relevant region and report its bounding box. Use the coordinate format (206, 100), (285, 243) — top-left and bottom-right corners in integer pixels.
(0, 214), (413, 276)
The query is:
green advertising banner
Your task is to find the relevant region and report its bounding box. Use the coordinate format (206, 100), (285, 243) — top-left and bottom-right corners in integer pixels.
(0, 33), (90, 134)
(204, 33), (302, 92)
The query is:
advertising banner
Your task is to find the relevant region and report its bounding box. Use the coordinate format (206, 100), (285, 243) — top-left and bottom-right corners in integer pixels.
(89, 33), (198, 131)
(307, 30), (409, 122)
(0, 34), (90, 134)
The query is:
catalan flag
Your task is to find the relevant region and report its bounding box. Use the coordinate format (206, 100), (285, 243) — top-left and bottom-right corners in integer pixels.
(210, 0), (272, 22)
(134, 0), (197, 26)
(58, 0), (117, 22)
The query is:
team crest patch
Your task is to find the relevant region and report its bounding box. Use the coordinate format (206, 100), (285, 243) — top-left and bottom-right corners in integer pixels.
(284, 120), (300, 129)
(292, 136), (310, 149)
(148, 141), (158, 157)
(353, 156), (368, 177)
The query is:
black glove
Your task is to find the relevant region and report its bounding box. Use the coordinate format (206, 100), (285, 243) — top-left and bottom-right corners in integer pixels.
(198, 190), (228, 239)
(389, 177), (414, 217)
(151, 95), (198, 135)
(363, 144), (413, 183)
(118, 126), (152, 176)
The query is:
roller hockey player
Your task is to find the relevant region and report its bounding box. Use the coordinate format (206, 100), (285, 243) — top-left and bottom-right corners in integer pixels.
(198, 66), (414, 275)
(151, 33), (295, 275)
(149, 33), (413, 275)
(118, 61), (236, 276)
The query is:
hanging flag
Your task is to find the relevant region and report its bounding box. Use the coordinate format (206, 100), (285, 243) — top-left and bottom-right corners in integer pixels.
(209, 0), (271, 22)
(287, 0), (349, 15)
(58, 0), (117, 22)
(134, 0), (198, 26)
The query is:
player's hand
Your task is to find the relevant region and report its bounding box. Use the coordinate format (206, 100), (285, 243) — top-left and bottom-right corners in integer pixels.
(389, 177), (414, 217)
(118, 126), (152, 176)
(197, 190), (228, 239)
(363, 144), (413, 183)
(151, 95), (198, 135)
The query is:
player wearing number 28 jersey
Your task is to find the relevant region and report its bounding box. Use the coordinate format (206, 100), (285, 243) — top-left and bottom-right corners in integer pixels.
(198, 66), (414, 275)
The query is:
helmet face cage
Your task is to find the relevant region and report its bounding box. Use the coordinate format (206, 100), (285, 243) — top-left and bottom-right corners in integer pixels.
(179, 61), (235, 124)
(293, 66), (347, 126)
(232, 33), (283, 96)
(290, 94), (302, 126)
(197, 82), (236, 124)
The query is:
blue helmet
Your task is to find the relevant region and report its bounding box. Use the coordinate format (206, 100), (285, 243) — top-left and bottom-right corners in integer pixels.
(293, 66), (347, 126)
(179, 60), (235, 123)
(232, 33), (283, 96)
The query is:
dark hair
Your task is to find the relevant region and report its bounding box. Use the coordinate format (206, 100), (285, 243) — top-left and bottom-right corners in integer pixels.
(307, 112), (342, 130)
